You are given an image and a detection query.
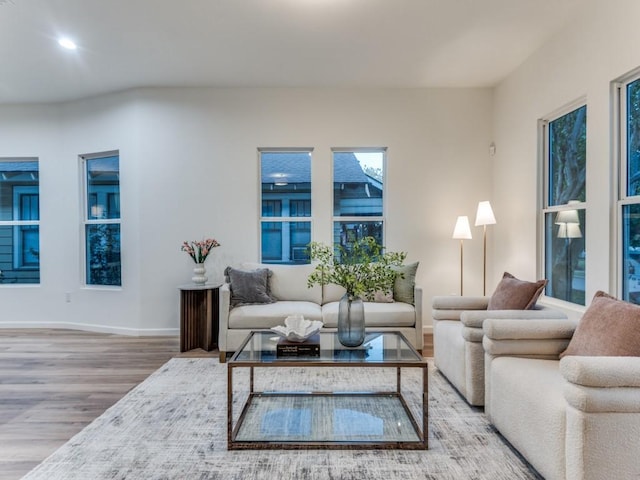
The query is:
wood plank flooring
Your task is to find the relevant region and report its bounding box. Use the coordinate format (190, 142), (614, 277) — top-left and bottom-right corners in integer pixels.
(0, 329), (433, 480)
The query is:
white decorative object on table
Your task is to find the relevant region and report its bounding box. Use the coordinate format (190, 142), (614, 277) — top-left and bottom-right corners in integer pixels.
(270, 315), (323, 342)
(192, 263), (207, 285)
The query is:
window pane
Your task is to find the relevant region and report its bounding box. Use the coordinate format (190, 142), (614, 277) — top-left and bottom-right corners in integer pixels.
(0, 161), (39, 221)
(261, 221), (311, 264)
(0, 225), (40, 284)
(544, 210), (586, 305)
(86, 224), (121, 286)
(334, 152), (384, 217)
(627, 79), (640, 196)
(622, 204), (640, 303)
(261, 152), (311, 218)
(333, 221), (383, 258)
(548, 106), (586, 206)
(87, 155), (120, 219)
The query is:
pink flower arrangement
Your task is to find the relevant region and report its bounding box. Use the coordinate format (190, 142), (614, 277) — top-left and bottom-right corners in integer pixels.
(181, 238), (221, 264)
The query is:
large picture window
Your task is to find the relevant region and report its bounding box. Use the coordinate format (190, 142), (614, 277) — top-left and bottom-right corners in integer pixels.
(260, 150), (312, 264)
(0, 158), (39, 284)
(618, 72), (640, 303)
(332, 149), (385, 257)
(541, 104), (587, 305)
(83, 152), (121, 286)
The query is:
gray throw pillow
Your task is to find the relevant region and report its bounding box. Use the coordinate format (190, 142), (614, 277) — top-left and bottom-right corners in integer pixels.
(224, 266), (276, 307)
(392, 262), (419, 305)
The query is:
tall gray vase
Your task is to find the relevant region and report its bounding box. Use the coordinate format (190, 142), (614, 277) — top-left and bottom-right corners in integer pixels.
(337, 293), (365, 347)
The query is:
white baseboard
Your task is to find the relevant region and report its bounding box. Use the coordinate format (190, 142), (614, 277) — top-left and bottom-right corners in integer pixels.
(422, 325), (433, 335)
(0, 321), (179, 337)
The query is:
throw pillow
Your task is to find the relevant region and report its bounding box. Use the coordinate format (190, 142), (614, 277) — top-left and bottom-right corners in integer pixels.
(560, 291), (640, 358)
(224, 266), (276, 307)
(392, 262), (419, 305)
(487, 272), (547, 310)
(364, 289), (394, 303)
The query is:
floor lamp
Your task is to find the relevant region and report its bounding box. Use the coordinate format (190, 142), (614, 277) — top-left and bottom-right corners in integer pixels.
(452, 216), (472, 296)
(475, 201), (496, 296)
(556, 207), (581, 301)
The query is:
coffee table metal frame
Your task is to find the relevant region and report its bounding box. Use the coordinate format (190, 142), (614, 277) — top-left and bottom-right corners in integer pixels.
(227, 330), (428, 450)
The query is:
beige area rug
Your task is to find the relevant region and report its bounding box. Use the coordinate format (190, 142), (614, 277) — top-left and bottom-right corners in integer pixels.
(22, 358), (542, 480)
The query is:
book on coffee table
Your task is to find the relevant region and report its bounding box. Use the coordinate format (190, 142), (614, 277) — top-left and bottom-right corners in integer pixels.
(276, 334), (320, 357)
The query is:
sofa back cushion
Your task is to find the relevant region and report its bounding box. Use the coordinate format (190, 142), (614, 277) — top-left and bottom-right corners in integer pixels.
(242, 262), (322, 304)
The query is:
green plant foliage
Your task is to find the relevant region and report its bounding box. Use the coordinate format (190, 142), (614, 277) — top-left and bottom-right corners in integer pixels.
(307, 236), (406, 299)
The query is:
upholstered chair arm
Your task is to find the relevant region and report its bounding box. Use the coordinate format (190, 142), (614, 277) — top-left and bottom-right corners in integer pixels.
(432, 295), (489, 322)
(414, 286), (423, 350)
(218, 283), (231, 352)
(561, 356), (640, 414)
(460, 306), (567, 329)
(483, 317), (578, 358)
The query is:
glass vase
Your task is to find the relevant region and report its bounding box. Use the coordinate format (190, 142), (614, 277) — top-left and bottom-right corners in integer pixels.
(192, 263), (207, 285)
(337, 293), (365, 347)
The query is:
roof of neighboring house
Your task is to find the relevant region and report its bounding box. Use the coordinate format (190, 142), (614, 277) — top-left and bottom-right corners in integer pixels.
(0, 161), (39, 172)
(261, 151), (369, 184)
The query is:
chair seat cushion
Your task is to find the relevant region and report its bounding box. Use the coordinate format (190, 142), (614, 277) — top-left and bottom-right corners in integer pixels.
(229, 301), (322, 329)
(321, 301), (416, 328)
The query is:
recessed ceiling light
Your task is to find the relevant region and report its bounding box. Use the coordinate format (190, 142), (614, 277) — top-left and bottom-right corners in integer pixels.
(58, 37), (77, 50)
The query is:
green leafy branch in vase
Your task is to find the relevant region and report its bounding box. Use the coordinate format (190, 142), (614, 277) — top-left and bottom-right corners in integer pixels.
(307, 236), (406, 299)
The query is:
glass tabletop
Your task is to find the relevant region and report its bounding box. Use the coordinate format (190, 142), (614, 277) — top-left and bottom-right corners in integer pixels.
(230, 331), (424, 365)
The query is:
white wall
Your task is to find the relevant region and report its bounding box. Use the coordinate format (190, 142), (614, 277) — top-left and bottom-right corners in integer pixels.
(0, 87), (493, 334)
(492, 0), (640, 318)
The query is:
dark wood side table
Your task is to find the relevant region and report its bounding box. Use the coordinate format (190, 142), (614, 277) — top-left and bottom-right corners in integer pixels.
(178, 284), (220, 352)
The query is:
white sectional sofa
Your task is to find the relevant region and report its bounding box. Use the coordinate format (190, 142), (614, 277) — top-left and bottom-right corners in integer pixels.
(218, 262), (423, 362)
(483, 317), (640, 480)
(431, 295), (565, 406)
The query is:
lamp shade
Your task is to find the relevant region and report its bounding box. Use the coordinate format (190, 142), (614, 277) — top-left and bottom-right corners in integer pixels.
(555, 209), (580, 225)
(475, 201), (496, 226)
(452, 216), (472, 239)
(557, 222), (582, 239)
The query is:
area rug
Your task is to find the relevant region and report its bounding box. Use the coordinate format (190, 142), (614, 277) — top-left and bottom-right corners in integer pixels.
(22, 358), (542, 480)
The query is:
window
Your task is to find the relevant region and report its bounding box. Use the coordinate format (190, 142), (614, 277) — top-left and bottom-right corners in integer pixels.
(0, 158), (39, 284)
(260, 149), (312, 264)
(83, 152), (121, 286)
(541, 104), (587, 305)
(617, 72), (640, 303)
(333, 149), (385, 257)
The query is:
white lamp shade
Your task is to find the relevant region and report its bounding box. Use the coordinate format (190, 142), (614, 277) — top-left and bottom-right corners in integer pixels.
(452, 216), (472, 239)
(475, 201), (496, 226)
(555, 209), (580, 225)
(557, 222), (582, 239)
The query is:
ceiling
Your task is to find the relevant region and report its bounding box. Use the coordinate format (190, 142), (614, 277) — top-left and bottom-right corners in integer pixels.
(0, 0), (585, 105)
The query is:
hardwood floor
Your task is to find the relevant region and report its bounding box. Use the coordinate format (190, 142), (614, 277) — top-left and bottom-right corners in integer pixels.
(0, 329), (433, 480)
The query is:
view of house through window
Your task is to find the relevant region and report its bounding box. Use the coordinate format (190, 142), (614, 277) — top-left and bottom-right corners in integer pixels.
(0, 158), (39, 284)
(260, 150), (312, 264)
(333, 149), (385, 259)
(620, 75), (640, 303)
(83, 152), (121, 286)
(542, 105), (587, 305)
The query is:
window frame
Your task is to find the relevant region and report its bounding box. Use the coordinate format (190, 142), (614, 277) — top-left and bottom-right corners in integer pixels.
(538, 99), (587, 306)
(331, 147), (387, 252)
(80, 150), (122, 288)
(614, 67), (640, 302)
(258, 147), (314, 264)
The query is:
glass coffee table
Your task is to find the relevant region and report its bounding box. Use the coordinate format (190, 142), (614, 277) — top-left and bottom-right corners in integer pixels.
(227, 330), (428, 450)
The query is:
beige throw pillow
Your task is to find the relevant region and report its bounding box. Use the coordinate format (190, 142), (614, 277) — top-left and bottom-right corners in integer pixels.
(560, 291), (640, 358)
(487, 272), (547, 310)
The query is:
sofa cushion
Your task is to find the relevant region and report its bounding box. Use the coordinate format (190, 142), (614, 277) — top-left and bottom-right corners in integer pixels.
(225, 266), (276, 307)
(242, 262), (322, 304)
(560, 291), (640, 358)
(487, 272), (547, 310)
(321, 301), (416, 328)
(392, 262), (419, 305)
(322, 283), (347, 304)
(228, 301), (323, 329)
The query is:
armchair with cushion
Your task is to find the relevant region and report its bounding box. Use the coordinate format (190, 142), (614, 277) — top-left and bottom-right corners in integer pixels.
(431, 272), (565, 406)
(483, 304), (640, 480)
